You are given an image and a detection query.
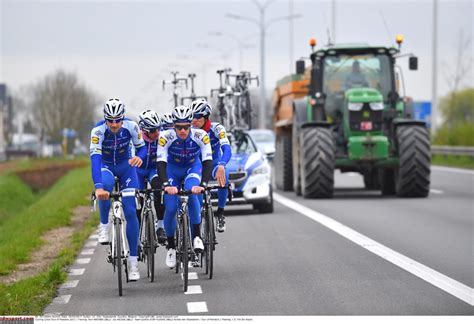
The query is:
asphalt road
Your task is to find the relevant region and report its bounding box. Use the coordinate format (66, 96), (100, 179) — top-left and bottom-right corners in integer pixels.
(43, 166), (473, 316)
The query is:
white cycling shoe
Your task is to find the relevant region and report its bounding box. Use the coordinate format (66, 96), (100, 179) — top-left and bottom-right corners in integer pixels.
(98, 224), (110, 245)
(166, 248), (176, 268)
(129, 262), (140, 281)
(193, 236), (204, 253)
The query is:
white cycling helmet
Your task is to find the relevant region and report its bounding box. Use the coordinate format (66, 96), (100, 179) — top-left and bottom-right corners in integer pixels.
(103, 98), (125, 120)
(171, 105), (193, 123)
(138, 110), (161, 131)
(161, 113), (174, 129)
(190, 99), (212, 118)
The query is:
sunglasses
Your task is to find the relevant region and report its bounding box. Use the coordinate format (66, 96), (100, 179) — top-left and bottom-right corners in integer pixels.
(145, 128), (159, 133)
(175, 124), (191, 131)
(106, 118), (123, 124)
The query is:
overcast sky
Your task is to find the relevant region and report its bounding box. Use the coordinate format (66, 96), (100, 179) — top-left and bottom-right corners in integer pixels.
(1, 0), (473, 118)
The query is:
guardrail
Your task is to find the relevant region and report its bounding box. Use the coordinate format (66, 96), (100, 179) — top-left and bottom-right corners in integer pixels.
(431, 145), (474, 157)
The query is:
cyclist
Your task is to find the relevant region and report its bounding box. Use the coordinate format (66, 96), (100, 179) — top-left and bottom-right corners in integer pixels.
(136, 109), (166, 244)
(161, 113), (174, 130)
(156, 105), (213, 268)
(90, 98), (146, 281)
(191, 99), (231, 232)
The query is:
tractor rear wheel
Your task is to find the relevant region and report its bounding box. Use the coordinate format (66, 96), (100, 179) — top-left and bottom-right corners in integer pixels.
(396, 125), (431, 197)
(299, 127), (335, 198)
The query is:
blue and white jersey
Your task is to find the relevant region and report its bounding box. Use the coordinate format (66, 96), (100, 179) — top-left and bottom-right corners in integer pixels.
(157, 128), (213, 167)
(90, 119), (146, 189)
(90, 119), (145, 165)
(208, 122), (231, 166)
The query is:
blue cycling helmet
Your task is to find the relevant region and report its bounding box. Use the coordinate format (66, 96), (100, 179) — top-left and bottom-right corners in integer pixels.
(138, 110), (161, 131)
(190, 99), (212, 119)
(161, 113), (174, 129)
(171, 105), (193, 123)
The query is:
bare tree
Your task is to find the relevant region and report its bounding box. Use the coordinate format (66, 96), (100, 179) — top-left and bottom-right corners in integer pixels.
(29, 69), (99, 143)
(440, 29), (473, 127)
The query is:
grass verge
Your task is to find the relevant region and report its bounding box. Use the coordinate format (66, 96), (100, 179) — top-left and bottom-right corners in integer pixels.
(0, 213), (98, 315)
(432, 155), (474, 170)
(0, 165), (98, 315)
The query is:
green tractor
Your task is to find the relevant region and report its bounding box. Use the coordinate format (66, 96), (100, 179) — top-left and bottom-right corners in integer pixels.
(273, 36), (430, 198)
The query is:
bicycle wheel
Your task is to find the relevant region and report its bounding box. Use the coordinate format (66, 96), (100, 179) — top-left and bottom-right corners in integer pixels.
(174, 222), (180, 274)
(201, 209), (209, 275)
(146, 210), (155, 282)
(179, 211), (189, 292)
(207, 204), (215, 279)
(115, 219), (123, 296)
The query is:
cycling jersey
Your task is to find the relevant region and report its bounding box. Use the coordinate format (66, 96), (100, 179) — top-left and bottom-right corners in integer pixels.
(157, 128), (213, 167)
(136, 130), (159, 190)
(208, 122), (231, 166)
(90, 119), (146, 189)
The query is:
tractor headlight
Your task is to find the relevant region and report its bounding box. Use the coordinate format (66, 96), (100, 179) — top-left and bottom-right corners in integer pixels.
(370, 102), (384, 110)
(348, 103), (363, 111)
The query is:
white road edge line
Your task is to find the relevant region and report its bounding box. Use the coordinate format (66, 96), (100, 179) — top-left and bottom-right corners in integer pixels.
(430, 189), (444, 194)
(273, 192), (474, 306)
(431, 166), (474, 175)
(187, 301), (208, 313)
(52, 295), (71, 304)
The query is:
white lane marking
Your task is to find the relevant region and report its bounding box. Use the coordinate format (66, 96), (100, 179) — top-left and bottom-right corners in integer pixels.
(187, 302), (208, 313)
(430, 189), (444, 194)
(85, 241), (98, 247)
(60, 280), (79, 289)
(184, 285), (203, 295)
(274, 193), (474, 306)
(52, 295), (71, 304)
(68, 268), (85, 276)
(431, 166), (474, 175)
(76, 258), (91, 264)
(181, 272), (198, 280)
(89, 234), (99, 240)
(81, 249), (95, 255)
(43, 312), (62, 317)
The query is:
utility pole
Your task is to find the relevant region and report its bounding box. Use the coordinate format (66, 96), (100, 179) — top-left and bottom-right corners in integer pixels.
(289, 0), (294, 74)
(431, 0), (438, 134)
(226, 1), (301, 129)
(332, 0), (336, 44)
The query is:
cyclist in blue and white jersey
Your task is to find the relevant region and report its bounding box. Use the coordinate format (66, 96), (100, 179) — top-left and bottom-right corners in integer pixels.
(90, 98), (145, 281)
(156, 105), (213, 268)
(160, 113), (174, 130)
(191, 99), (231, 232)
(136, 110), (166, 244)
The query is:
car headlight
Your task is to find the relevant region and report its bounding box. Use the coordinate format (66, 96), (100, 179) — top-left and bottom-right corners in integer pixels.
(370, 102), (384, 110)
(348, 102), (363, 111)
(251, 164), (269, 175)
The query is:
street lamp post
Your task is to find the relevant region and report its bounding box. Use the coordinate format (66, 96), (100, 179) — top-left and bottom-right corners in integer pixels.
(208, 31), (255, 71)
(226, 1), (301, 129)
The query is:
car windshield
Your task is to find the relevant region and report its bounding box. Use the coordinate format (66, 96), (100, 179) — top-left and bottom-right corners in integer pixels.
(250, 132), (275, 143)
(229, 133), (257, 155)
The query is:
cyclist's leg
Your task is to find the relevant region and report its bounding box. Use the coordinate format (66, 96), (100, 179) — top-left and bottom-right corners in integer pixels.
(184, 164), (202, 240)
(163, 165), (182, 249)
(213, 164), (229, 232)
(135, 167), (146, 226)
(150, 171), (167, 243)
(117, 163), (139, 258)
(98, 166), (115, 224)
